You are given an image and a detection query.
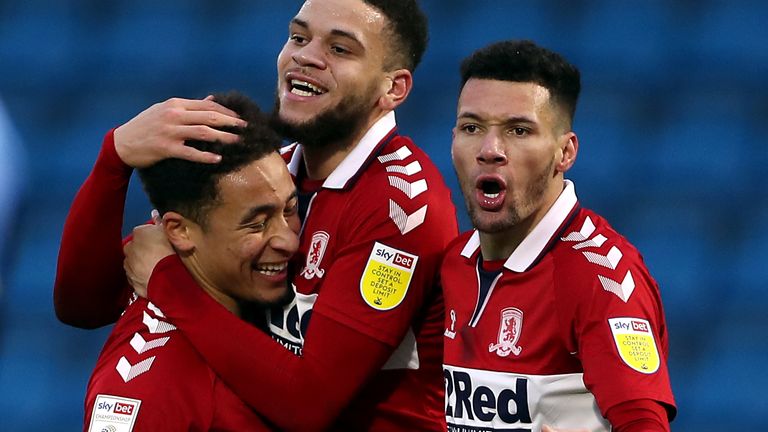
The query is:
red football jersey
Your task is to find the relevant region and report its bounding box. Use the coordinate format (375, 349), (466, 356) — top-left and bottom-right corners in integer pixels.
(268, 112), (458, 429)
(442, 181), (676, 431)
(84, 295), (271, 432)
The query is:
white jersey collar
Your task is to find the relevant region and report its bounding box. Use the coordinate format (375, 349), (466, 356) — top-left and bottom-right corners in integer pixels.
(460, 180), (579, 272)
(284, 111), (397, 190)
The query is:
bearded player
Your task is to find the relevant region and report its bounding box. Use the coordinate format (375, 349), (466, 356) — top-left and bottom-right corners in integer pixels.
(56, 1), (457, 430)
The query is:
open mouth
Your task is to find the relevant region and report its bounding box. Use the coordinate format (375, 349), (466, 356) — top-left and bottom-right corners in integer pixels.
(290, 79), (327, 97)
(474, 175), (507, 210)
(252, 262), (288, 277)
(479, 179), (503, 199)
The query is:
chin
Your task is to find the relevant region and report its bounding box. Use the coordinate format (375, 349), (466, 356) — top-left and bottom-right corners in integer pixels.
(258, 287), (293, 308)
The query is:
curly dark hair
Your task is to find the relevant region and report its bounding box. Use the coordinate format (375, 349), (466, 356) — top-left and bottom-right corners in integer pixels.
(460, 40), (581, 127)
(137, 92), (283, 228)
(363, 0), (428, 72)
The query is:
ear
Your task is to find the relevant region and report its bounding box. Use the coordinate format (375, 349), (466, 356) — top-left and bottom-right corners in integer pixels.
(379, 69), (413, 111)
(161, 212), (197, 253)
(555, 132), (578, 173)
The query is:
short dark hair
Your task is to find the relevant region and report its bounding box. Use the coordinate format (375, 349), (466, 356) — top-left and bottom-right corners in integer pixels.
(363, 0), (428, 72)
(138, 92), (283, 228)
(460, 40), (581, 126)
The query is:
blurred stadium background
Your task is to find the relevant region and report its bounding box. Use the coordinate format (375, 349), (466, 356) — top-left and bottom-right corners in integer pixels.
(1, 0), (766, 430)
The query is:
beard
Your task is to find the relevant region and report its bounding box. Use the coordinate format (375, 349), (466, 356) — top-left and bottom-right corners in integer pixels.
(464, 158), (554, 234)
(270, 85), (377, 152)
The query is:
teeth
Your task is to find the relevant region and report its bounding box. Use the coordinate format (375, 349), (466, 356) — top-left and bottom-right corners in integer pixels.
(254, 263), (287, 276)
(290, 88), (314, 97)
(484, 193), (500, 199)
(290, 79), (326, 96)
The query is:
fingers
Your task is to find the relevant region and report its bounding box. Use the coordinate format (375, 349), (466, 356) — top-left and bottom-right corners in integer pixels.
(150, 209), (162, 226)
(180, 109), (247, 129)
(171, 139), (223, 164)
(167, 97), (246, 125)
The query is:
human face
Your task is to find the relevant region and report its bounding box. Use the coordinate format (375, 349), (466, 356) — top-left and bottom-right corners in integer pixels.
(452, 79), (573, 239)
(275, 0), (390, 140)
(186, 152), (300, 310)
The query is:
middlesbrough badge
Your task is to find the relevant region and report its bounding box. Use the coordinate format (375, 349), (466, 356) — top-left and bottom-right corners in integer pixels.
(300, 231), (329, 280)
(488, 307), (524, 357)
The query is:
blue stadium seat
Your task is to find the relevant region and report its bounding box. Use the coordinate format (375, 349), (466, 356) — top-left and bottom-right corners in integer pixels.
(688, 2), (768, 84)
(574, 0), (673, 84)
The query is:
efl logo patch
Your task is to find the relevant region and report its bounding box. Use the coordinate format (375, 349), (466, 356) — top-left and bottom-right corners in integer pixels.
(609, 317), (660, 374)
(88, 395), (142, 432)
(360, 242), (418, 310)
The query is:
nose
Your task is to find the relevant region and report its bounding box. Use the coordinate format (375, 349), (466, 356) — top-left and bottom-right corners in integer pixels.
(291, 40), (327, 70)
(476, 132), (507, 165)
(269, 213), (300, 257)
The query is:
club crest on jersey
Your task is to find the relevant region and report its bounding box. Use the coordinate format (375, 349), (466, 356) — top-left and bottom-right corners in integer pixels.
(609, 317), (660, 374)
(360, 242), (418, 311)
(300, 231), (329, 280)
(489, 307), (523, 357)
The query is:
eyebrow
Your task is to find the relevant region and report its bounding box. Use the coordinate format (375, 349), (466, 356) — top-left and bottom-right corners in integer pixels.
(238, 190), (299, 226)
(291, 18), (364, 49)
(457, 112), (536, 125)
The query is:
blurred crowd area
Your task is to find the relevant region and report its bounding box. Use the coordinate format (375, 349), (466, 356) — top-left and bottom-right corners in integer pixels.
(0, 1), (766, 430)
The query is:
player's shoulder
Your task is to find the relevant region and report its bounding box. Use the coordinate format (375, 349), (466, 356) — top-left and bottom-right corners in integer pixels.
(444, 230), (476, 258)
(357, 134), (449, 195)
(89, 299), (212, 393)
(85, 300), (215, 430)
(553, 208), (652, 297)
(346, 134), (456, 238)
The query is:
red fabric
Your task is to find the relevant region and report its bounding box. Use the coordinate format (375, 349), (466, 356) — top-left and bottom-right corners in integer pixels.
(442, 197), (676, 429)
(607, 399), (670, 432)
(55, 129), (133, 328)
(273, 135), (456, 430)
(148, 255), (392, 431)
(84, 295), (272, 431)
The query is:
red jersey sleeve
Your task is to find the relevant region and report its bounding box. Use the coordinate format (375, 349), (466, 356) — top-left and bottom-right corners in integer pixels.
(557, 215), (677, 421)
(83, 297), (271, 431)
(55, 129), (134, 328)
(307, 153), (458, 347)
(606, 399), (670, 432)
(146, 255), (393, 431)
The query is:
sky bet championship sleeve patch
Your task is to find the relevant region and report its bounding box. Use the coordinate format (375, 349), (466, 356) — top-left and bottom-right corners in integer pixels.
(609, 317), (660, 374)
(88, 394), (142, 432)
(360, 242), (418, 311)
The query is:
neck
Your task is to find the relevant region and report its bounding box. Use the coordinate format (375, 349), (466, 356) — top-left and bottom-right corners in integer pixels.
(302, 110), (389, 180)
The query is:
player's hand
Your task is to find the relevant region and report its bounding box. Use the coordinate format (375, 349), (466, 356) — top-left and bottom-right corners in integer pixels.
(123, 222), (174, 298)
(542, 426), (590, 432)
(113, 96), (247, 168)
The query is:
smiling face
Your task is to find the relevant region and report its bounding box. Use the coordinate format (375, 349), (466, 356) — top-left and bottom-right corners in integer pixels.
(273, 0), (392, 147)
(452, 79), (577, 253)
(180, 152), (300, 311)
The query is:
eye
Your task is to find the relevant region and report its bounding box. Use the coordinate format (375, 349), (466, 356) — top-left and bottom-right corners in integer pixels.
(509, 127), (529, 137)
(284, 201), (298, 217)
(290, 34), (308, 45)
(330, 45), (349, 55)
(459, 123), (481, 134)
(246, 220), (267, 232)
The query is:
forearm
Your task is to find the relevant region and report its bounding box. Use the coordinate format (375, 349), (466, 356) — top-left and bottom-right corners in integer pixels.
(149, 257), (391, 431)
(54, 129), (133, 328)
